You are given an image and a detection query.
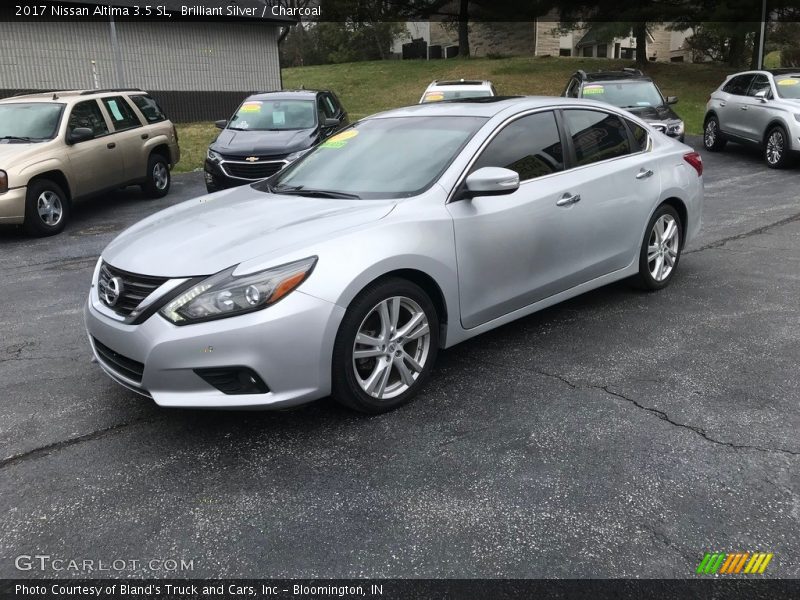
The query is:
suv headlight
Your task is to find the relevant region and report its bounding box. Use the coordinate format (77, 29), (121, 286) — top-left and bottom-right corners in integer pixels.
(668, 120), (685, 135)
(159, 256), (317, 324)
(0, 170), (7, 193)
(207, 148), (222, 162)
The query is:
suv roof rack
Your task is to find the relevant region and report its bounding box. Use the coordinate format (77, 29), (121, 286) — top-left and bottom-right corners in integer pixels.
(435, 79), (488, 86)
(10, 89), (77, 98)
(578, 68), (648, 82)
(79, 88), (144, 95)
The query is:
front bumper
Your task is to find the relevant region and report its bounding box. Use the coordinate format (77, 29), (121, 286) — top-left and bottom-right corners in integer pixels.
(0, 186), (27, 224)
(84, 288), (345, 409)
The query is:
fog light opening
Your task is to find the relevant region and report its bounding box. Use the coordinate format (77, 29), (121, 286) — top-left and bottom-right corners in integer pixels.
(194, 367), (270, 395)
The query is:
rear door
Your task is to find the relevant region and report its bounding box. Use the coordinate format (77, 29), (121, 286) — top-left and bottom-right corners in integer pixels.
(64, 99), (123, 196)
(100, 95), (147, 183)
(719, 74), (755, 138)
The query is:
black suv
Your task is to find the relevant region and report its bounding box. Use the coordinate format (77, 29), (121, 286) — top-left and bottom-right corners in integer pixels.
(204, 90), (348, 192)
(563, 69), (685, 142)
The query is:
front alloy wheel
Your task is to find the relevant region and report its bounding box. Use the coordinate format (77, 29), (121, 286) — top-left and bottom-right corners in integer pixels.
(634, 205), (682, 290)
(333, 278), (439, 413)
(703, 117), (726, 152)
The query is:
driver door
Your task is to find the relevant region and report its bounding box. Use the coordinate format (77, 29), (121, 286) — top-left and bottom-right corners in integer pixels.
(64, 99), (123, 196)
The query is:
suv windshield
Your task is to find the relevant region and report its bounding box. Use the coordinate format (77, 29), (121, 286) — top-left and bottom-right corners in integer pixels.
(258, 116), (487, 199)
(0, 102), (64, 140)
(583, 81), (665, 108)
(228, 99), (316, 131)
(774, 75), (800, 99)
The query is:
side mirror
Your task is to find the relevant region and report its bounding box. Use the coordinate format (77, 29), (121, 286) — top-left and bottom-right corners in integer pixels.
(666, 96), (678, 105)
(68, 127), (94, 144)
(214, 119), (227, 129)
(464, 167), (520, 197)
(323, 117), (341, 128)
(755, 90), (769, 103)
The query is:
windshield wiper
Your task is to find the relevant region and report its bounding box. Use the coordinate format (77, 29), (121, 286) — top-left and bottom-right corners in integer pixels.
(274, 186), (361, 199)
(0, 135), (35, 141)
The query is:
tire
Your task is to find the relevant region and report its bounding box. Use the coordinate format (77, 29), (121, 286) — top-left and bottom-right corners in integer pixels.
(23, 179), (69, 237)
(141, 154), (171, 198)
(764, 125), (794, 169)
(332, 278), (440, 414)
(633, 204), (683, 291)
(703, 115), (727, 152)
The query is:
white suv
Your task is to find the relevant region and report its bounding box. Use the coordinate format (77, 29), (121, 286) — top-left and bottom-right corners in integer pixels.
(703, 69), (800, 168)
(419, 80), (497, 104)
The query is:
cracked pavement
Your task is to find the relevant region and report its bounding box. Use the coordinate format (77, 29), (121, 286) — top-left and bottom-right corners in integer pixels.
(0, 137), (798, 578)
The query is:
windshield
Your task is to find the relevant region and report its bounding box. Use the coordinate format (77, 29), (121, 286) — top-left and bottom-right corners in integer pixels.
(228, 99), (316, 131)
(582, 81), (665, 108)
(422, 89), (493, 103)
(775, 75), (800, 99)
(0, 102), (64, 140)
(258, 116), (487, 199)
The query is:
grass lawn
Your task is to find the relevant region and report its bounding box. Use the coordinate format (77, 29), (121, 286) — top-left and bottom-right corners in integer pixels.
(174, 56), (736, 173)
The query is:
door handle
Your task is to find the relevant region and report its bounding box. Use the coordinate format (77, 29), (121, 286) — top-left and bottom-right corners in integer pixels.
(107, 142), (116, 149)
(141, 133), (149, 139)
(719, 101), (726, 107)
(740, 105), (749, 111)
(636, 168), (654, 180)
(556, 193), (581, 207)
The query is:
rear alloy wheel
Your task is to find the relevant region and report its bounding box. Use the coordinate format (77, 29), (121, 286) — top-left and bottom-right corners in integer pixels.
(23, 179), (70, 236)
(764, 126), (793, 169)
(703, 116), (727, 152)
(634, 205), (682, 291)
(141, 154), (171, 198)
(332, 278), (439, 413)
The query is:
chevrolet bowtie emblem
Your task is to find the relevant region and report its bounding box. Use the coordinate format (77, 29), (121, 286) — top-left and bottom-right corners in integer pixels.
(245, 156), (259, 162)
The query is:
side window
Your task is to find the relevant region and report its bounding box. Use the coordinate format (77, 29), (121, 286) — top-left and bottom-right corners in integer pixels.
(626, 119), (650, 152)
(128, 94), (166, 123)
(472, 111), (564, 181)
(317, 96), (335, 120)
(722, 74), (755, 96)
(563, 109), (631, 166)
(323, 93), (338, 115)
(566, 79), (580, 98)
(101, 96), (141, 131)
(747, 74), (771, 97)
(67, 100), (109, 138)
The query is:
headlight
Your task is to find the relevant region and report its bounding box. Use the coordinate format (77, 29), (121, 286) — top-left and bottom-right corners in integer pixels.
(285, 148), (311, 164)
(159, 256), (317, 324)
(0, 170), (7, 193)
(668, 120), (685, 135)
(207, 148), (222, 162)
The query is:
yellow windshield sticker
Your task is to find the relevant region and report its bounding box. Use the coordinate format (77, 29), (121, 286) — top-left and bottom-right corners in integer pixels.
(777, 79), (798, 86)
(240, 101), (262, 112)
(423, 92), (445, 102)
(583, 85), (605, 94)
(321, 129), (358, 149)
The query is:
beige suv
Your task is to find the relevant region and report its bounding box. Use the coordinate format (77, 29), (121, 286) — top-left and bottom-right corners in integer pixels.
(0, 88), (180, 236)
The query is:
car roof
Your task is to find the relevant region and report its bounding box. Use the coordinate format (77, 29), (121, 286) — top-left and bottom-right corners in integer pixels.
(575, 69), (652, 84)
(371, 95), (626, 119)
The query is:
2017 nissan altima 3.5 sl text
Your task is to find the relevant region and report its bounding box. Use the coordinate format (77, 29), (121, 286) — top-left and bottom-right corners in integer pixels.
(84, 97), (703, 413)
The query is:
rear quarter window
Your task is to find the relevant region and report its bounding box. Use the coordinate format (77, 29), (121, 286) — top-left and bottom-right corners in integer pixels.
(129, 95), (167, 123)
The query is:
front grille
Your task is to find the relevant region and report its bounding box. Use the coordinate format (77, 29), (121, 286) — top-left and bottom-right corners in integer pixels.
(93, 338), (145, 384)
(98, 262), (169, 317)
(222, 160), (286, 180)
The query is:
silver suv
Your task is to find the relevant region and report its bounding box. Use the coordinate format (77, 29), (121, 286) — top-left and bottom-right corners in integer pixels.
(703, 69), (800, 168)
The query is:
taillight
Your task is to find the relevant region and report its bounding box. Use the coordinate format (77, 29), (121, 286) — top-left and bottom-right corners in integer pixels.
(683, 151), (703, 177)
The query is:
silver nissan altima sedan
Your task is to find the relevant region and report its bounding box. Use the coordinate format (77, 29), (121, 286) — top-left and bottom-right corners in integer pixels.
(84, 97), (703, 413)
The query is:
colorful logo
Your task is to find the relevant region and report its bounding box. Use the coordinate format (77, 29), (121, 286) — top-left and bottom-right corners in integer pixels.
(696, 552), (773, 575)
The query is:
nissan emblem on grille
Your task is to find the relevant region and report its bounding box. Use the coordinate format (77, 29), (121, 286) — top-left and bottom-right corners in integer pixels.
(104, 276), (124, 306)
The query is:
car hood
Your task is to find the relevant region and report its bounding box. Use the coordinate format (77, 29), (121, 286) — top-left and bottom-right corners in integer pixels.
(102, 186), (396, 277)
(623, 104), (681, 123)
(0, 140), (52, 166)
(211, 127), (318, 157)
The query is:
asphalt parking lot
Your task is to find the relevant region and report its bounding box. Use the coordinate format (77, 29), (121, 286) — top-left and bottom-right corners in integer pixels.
(1, 136), (798, 578)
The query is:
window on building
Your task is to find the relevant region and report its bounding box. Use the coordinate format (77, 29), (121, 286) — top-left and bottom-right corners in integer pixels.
(559, 48), (572, 57)
(563, 109), (631, 166)
(582, 47), (593, 57)
(472, 111), (564, 181)
(621, 48), (634, 59)
(597, 44), (608, 58)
